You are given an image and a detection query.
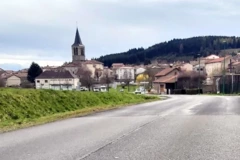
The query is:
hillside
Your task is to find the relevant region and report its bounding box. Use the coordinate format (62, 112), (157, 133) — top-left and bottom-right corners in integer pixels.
(97, 36), (240, 66)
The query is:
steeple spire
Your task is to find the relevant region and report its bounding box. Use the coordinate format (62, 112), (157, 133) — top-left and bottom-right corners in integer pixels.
(72, 28), (82, 46)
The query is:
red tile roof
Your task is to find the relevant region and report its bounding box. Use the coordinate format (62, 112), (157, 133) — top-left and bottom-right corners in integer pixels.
(153, 75), (177, 83)
(233, 62), (240, 66)
(112, 63), (124, 66)
(205, 57), (225, 64)
(155, 68), (177, 77)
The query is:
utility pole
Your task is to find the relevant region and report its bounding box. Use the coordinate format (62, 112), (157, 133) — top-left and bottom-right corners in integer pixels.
(222, 41), (226, 94)
(198, 54), (201, 94)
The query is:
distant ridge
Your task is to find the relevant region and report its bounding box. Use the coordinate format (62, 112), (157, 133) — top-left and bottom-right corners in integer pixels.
(97, 36), (240, 67)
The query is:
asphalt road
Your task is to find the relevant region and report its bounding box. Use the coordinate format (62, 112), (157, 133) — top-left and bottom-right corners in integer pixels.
(0, 95), (240, 160)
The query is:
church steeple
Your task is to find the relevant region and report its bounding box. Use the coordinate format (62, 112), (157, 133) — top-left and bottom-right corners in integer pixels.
(72, 28), (83, 46)
(71, 28), (85, 62)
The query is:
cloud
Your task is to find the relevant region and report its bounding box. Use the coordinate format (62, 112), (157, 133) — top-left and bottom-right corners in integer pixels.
(1, 0), (240, 70)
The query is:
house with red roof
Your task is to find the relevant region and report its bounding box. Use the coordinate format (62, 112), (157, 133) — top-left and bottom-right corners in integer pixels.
(153, 67), (180, 94)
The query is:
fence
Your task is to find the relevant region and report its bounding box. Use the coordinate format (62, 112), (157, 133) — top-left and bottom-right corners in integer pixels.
(219, 75), (240, 94)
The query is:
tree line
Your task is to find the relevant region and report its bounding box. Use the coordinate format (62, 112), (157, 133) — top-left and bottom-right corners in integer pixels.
(97, 36), (240, 67)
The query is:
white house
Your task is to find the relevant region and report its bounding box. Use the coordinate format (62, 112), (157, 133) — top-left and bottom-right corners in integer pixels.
(116, 66), (135, 81)
(180, 63), (193, 71)
(205, 56), (231, 77)
(205, 56), (231, 84)
(35, 70), (79, 90)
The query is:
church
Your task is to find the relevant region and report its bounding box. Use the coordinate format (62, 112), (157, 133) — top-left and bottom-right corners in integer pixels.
(62, 28), (104, 77)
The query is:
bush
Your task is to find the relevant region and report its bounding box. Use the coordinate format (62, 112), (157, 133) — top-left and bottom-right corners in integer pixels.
(21, 81), (35, 88)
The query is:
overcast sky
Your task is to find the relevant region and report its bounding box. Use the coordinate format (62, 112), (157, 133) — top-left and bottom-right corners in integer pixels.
(1, 0), (240, 70)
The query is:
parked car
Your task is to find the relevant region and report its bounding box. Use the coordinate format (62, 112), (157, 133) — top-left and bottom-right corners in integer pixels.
(100, 86), (107, 92)
(135, 89), (142, 94)
(93, 87), (100, 92)
(135, 88), (146, 94)
(79, 87), (88, 91)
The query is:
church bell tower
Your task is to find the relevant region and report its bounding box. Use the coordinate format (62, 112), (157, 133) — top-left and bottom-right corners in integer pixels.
(72, 28), (85, 62)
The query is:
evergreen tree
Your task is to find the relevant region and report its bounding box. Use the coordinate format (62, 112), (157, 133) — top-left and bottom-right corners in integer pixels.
(27, 62), (43, 83)
(97, 36), (240, 66)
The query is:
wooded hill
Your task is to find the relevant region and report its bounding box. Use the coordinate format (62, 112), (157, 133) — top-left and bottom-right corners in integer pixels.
(97, 36), (240, 67)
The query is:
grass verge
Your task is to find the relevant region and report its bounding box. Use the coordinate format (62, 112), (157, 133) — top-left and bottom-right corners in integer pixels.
(0, 88), (159, 132)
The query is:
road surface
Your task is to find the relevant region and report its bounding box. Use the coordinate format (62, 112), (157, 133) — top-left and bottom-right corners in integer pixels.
(0, 95), (240, 160)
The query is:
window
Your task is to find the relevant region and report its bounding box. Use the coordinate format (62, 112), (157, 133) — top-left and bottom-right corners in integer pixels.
(45, 80), (48, 83)
(37, 80), (40, 83)
(74, 48), (78, 55)
(81, 48), (84, 56)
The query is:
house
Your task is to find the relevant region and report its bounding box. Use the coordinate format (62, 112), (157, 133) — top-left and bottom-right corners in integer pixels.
(83, 60), (104, 77)
(112, 63), (125, 70)
(205, 56), (231, 85)
(41, 66), (59, 72)
(153, 67), (179, 94)
(116, 66), (135, 82)
(5, 75), (21, 87)
(4, 72), (28, 87)
(179, 63), (193, 71)
(193, 64), (206, 73)
(232, 62), (240, 74)
(205, 56), (231, 77)
(35, 70), (79, 90)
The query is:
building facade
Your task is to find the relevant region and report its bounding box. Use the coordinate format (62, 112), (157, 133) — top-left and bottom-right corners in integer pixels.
(35, 70), (79, 90)
(116, 66), (135, 82)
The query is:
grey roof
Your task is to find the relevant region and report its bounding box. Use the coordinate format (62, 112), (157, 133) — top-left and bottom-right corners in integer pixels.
(36, 70), (74, 79)
(72, 28), (83, 46)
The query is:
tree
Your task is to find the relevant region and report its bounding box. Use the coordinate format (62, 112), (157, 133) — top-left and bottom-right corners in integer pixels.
(144, 67), (158, 89)
(100, 71), (114, 91)
(94, 68), (102, 83)
(27, 62), (43, 83)
(177, 71), (206, 89)
(77, 68), (95, 91)
(123, 70), (133, 92)
(144, 59), (151, 65)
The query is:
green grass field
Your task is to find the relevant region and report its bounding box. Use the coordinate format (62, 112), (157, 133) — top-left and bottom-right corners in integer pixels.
(0, 88), (158, 132)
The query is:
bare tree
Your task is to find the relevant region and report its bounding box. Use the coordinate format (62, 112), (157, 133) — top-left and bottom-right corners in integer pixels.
(77, 67), (95, 91)
(144, 67), (157, 89)
(94, 68), (102, 83)
(177, 71), (206, 89)
(100, 71), (114, 91)
(123, 70), (133, 92)
(0, 78), (6, 87)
